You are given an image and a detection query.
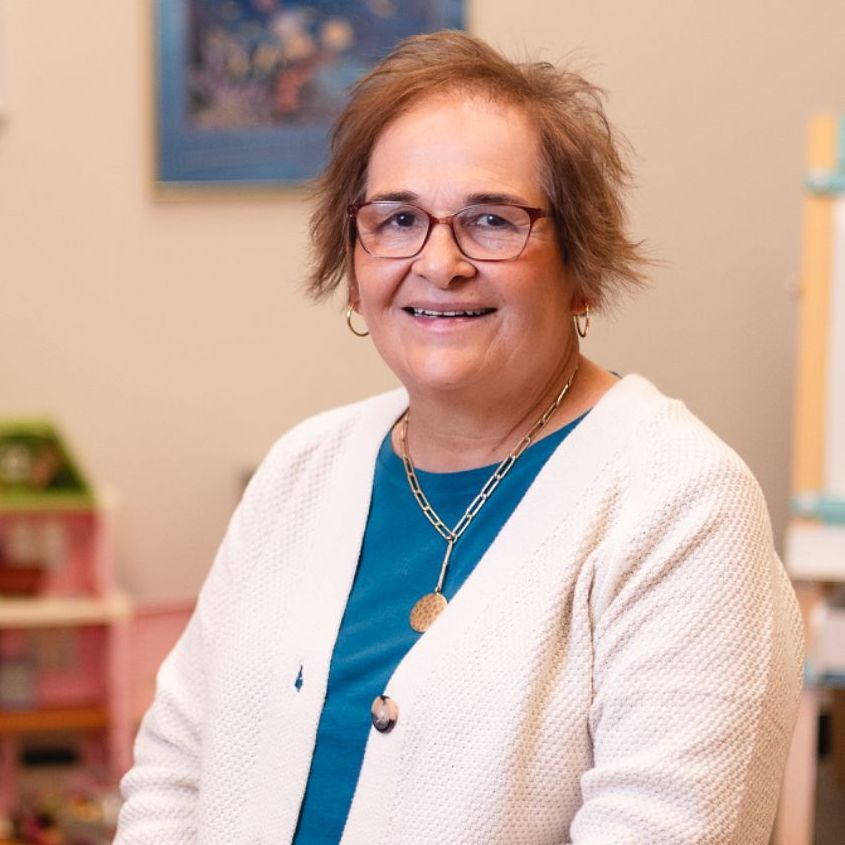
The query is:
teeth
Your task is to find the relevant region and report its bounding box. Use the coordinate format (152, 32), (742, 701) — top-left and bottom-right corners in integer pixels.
(411, 308), (489, 317)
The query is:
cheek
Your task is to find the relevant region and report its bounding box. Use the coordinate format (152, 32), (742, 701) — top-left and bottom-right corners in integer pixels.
(353, 256), (381, 310)
(353, 249), (408, 311)
(508, 275), (574, 333)
(531, 257), (575, 315)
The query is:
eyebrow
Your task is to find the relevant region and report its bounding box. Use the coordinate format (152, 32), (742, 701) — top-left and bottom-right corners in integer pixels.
(465, 192), (529, 206)
(364, 191), (532, 206)
(366, 191), (418, 203)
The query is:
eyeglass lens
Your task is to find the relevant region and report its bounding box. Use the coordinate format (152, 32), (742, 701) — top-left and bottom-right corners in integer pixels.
(355, 202), (534, 260)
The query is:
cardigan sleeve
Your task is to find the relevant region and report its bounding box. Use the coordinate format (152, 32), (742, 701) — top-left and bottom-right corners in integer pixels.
(566, 451), (804, 844)
(114, 505), (242, 845)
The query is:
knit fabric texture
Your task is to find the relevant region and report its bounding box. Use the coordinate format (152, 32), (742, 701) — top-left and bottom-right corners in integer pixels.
(293, 419), (581, 843)
(116, 375), (804, 845)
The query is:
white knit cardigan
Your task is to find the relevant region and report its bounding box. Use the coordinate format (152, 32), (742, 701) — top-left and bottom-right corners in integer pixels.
(117, 375), (804, 845)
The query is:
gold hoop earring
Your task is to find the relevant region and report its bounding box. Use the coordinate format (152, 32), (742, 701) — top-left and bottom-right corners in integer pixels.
(346, 305), (369, 338)
(573, 305), (590, 339)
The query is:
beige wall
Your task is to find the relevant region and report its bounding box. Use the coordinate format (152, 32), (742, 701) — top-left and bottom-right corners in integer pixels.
(1, 1), (844, 600)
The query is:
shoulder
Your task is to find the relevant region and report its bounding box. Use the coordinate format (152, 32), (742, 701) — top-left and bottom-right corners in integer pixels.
(210, 388), (407, 573)
(241, 387), (407, 502)
(585, 376), (790, 639)
(569, 374), (774, 573)
(268, 387), (406, 459)
(600, 374), (765, 507)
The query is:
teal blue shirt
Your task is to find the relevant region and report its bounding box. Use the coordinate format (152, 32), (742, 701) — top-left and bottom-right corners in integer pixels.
(292, 415), (584, 843)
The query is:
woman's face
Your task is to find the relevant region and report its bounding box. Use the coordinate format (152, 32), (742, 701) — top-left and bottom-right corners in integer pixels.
(352, 93), (576, 402)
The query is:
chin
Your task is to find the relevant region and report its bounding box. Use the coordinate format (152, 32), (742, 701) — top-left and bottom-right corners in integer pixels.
(381, 342), (502, 397)
(399, 362), (493, 396)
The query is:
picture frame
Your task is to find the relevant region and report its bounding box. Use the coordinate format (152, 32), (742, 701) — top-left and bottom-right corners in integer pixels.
(154, 0), (465, 187)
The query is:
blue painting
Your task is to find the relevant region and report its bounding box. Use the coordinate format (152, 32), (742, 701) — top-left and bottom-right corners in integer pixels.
(155, 0), (465, 186)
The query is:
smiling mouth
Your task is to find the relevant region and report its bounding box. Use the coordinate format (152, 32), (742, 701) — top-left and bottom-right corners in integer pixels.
(404, 307), (496, 318)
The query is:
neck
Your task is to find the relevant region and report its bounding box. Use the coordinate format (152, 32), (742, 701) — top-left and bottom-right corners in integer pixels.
(395, 342), (602, 473)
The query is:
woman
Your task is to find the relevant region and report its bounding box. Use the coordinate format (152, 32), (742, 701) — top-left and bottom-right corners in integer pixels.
(117, 31), (803, 844)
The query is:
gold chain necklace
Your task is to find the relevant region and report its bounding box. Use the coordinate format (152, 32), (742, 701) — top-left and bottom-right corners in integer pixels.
(400, 364), (579, 632)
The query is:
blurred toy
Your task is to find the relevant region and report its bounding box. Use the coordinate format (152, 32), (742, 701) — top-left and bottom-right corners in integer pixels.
(0, 421), (91, 598)
(0, 422), (93, 507)
(10, 773), (118, 845)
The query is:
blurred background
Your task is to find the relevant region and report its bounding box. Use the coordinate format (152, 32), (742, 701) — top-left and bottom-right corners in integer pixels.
(1, 1), (844, 842)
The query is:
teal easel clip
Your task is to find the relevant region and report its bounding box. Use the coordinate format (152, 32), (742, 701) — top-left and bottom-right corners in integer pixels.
(806, 171), (845, 194)
(791, 491), (845, 524)
(806, 114), (845, 194)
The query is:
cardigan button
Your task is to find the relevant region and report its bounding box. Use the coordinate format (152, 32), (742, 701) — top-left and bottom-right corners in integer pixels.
(371, 694), (398, 733)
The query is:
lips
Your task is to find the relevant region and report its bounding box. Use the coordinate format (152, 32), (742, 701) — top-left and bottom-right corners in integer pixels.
(403, 306), (496, 318)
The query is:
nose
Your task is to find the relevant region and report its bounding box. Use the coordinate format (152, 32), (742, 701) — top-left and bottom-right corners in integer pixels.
(411, 220), (477, 288)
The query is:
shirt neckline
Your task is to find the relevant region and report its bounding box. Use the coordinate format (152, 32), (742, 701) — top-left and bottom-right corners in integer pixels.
(377, 411), (588, 493)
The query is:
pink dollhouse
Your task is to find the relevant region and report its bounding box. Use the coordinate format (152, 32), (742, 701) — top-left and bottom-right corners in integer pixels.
(0, 421), (192, 832)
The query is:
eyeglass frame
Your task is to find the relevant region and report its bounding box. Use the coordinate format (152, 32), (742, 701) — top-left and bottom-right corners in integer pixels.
(347, 200), (551, 262)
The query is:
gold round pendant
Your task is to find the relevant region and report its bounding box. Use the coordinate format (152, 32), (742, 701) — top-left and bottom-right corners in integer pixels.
(409, 592), (447, 632)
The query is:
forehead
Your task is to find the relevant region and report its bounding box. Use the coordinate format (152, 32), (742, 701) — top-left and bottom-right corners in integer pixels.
(365, 93), (544, 207)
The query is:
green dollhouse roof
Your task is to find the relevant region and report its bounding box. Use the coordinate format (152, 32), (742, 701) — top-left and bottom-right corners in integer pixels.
(0, 419), (95, 511)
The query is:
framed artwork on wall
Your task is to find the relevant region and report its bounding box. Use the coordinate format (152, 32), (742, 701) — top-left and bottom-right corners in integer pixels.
(154, 0), (465, 187)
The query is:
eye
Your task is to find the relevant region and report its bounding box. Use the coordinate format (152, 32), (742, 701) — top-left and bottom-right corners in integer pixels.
(478, 213), (509, 228)
(389, 210), (420, 229)
(366, 203), (425, 233)
(460, 205), (523, 232)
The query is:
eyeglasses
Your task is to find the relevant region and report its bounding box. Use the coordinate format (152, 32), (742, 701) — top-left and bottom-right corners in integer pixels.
(348, 200), (549, 261)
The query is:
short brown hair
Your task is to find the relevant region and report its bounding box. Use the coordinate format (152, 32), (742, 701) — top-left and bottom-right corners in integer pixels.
(307, 30), (647, 310)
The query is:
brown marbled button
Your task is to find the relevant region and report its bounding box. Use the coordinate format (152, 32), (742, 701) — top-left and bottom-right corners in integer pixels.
(371, 694), (399, 732)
